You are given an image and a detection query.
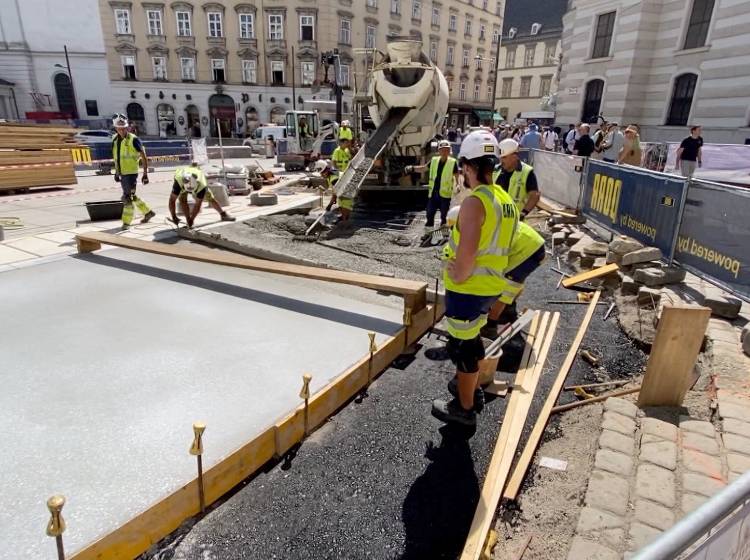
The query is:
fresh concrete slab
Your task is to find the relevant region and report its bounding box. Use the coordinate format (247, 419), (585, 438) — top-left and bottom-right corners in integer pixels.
(0, 249), (403, 559)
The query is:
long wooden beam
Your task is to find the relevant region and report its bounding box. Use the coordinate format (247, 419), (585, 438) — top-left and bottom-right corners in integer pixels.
(75, 231), (427, 297)
(503, 290), (601, 501)
(461, 311), (560, 560)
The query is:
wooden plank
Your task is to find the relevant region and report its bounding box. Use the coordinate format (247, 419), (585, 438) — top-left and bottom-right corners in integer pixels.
(461, 311), (560, 560)
(503, 290), (601, 501)
(637, 303), (711, 407)
(552, 386), (641, 414)
(562, 264), (619, 288)
(75, 232), (428, 297)
(537, 200), (578, 217)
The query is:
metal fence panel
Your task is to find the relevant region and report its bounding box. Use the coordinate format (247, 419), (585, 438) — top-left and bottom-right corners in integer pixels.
(674, 180), (750, 301)
(530, 150), (583, 209)
(581, 160), (687, 257)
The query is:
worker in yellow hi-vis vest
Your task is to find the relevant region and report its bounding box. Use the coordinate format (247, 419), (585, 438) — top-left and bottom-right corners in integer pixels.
(111, 114), (155, 230)
(405, 140), (459, 230)
(491, 138), (541, 219)
(431, 130), (519, 427)
(326, 139), (353, 220)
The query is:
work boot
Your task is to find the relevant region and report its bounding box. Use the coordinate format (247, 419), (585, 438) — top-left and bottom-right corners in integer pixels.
(119, 223), (130, 231)
(431, 398), (477, 427)
(447, 377), (485, 413)
(140, 210), (156, 224)
(220, 212), (236, 222)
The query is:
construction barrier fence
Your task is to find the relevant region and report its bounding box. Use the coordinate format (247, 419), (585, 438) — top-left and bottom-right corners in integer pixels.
(528, 150), (750, 301)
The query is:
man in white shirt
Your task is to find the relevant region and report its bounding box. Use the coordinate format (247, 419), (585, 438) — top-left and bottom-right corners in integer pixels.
(601, 123), (625, 163)
(543, 127), (558, 151)
(564, 124), (578, 154)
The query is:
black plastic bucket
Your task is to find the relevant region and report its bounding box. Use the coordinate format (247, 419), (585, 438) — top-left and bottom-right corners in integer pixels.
(85, 200), (124, 221)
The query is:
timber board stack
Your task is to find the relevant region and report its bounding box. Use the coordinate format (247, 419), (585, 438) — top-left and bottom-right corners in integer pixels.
(0, 123), (79, 191)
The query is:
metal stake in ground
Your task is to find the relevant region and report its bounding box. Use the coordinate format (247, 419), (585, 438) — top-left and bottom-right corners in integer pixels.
(367, 332), (378, 386)
(189, 422), (207, 513)
(46, 494), (66, 560)
(300, 373), (312, 436)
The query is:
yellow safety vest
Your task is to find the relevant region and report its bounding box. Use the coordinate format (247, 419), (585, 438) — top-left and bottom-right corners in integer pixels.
(508, 163), (533, 211)
(428, 156), (457, 199)
(339, 127), (353, 141)
(174, 166), (208, 193)
(443, 183), (519, 297)
(332, 147), (351, 172)
(499, 221), (545, 305)
(112, 133), (142, 175)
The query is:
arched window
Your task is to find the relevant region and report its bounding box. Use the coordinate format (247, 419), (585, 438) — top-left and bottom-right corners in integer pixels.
(54, 73), (75, 116)
(666, 73), (697, 126)
(208, 94), (236, 137)
(581, 79), (604, 124)
(126, 102), (146, 134)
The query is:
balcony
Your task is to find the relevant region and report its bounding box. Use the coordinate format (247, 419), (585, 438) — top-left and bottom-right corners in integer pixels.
(238, 37), (258, 49)
(266, 39), (287, 56)
(298, 40), (317, 56)
(207, 35), (226, 47)
(146, 34), (166, 44)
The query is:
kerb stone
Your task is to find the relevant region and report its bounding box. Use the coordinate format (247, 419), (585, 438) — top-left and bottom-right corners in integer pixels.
(602, 411), (636, 436)
(640, 440), (677, 470)
(634, 500), (675, 531)
(595, 448), (634, 476)
(621, 247), (663, 266)
(604, 397), (638, 418)
(566, 537), (619, 560)
(704, 294), (742, 319)
(599, 429), (635, 456)
(585, 470), (630, 516)
(636, 464), (676, 508)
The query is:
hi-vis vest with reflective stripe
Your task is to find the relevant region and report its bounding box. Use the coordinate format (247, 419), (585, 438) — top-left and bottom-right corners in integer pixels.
(332, 147), (351, 172)
(112, 133), (141, 175)
(428, 156), (457, 198)
(499, 221), (545, 304)
(442, 184), (519, 296)
(493, 162), (533, 211)
(338, 127), (353, 141)
(175, 166), (208, 193)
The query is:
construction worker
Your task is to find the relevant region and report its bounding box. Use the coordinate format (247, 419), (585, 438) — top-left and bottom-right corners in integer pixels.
(112, 114), (155, 230)
(492, 138), (541, 219)
(299, 116), (312, 151)
(480, 221), (545, 339)
(322, 161), (353, 222)
(331, 138), (352, 172)
(431, 130), (519, 427)
(405, 140), (459, 230)
(169, 162), (235, 228)
(338, 120), (353, 141)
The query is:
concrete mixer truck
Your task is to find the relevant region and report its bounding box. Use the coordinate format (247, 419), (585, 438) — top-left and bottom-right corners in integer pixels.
(335, 37), (449, 200)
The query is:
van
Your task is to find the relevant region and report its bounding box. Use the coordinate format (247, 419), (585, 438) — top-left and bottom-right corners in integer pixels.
(243, 125), (287, 153)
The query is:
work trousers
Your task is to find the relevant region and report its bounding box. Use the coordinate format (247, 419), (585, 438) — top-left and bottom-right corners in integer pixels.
(426, 189), (451, 227)
(120, 175), (151, 225)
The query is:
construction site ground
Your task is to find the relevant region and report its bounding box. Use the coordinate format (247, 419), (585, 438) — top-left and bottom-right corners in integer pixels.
(143, 208), (647, 560)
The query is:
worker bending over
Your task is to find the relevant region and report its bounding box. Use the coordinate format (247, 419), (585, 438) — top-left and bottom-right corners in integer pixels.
(405, 140), (459, 231)
(480, 221), (545, 339)
(327, 139), (354, 220)
(169, 162), (235, 227)
(112, 114), (155, 230)
(432, 130), (519, 427)
(493, 138), (541, 219)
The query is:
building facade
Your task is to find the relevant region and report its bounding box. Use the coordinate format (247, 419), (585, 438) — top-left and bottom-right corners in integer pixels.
(494, 0), (566, 124)
(556, 0), (750, 144)
(0, 0), (114, 122)
(97, 0), (503, 137)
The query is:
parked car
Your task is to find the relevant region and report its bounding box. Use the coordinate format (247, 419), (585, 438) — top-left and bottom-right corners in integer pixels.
(242, 125), (287, 153)
(74, 129), (113, 144)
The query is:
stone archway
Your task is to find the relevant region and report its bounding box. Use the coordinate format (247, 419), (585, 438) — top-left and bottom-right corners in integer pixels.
(245, 106), (260, 135)
(126, 102), (145, 134)
(156, 103), (176, 137)
(185, 104), (201, 137)
(53, 73), (75, 117)
(269, 106), (285, 124)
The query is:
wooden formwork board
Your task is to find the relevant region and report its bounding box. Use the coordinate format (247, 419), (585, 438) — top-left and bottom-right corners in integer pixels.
(67, 235), (441, 560)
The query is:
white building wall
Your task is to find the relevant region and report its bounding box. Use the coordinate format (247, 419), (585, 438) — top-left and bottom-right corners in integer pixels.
(0, 0), (113, 120)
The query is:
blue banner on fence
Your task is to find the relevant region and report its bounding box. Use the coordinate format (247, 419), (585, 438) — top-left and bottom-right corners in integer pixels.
(674, 181), (750, 301)
(582, 160), (686, 256)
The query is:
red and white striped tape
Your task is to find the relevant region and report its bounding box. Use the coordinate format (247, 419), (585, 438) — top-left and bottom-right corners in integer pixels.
(0, 161), (74, 170)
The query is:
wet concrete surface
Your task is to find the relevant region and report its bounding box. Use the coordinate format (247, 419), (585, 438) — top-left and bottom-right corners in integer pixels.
(146, 225), (646, 560)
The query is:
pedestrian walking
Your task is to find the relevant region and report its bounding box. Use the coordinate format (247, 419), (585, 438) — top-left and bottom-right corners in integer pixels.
(676, 125), (703, 178)
(520, 123), (542, 150)
(111, 114), (155, 230)
(542, 126), (558, 151)
(573, 124), (595, 157)
(618, 126), (642, 166)
(564, 124), (577, 154)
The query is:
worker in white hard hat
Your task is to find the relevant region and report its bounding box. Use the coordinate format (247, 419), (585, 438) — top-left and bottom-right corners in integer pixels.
(493, 138), (541, 219)
(169, 162), (235, 227)
(338, 120), (353, 141)
(405, 140), (460, 232)
(431, 130), (519, 428)
(111, 113), (155, 230)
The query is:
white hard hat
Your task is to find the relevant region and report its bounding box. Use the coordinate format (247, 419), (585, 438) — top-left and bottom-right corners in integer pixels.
(313, 160), (328, 173)
(499, 138), (520, 158)
(446, 205), (460, 227)
(438, 140), (451, 150)
(182, 169), (197, 190)
(342, 120), (350, 126)
(458, 130), (500, 161)
(113, 114), (128, 128)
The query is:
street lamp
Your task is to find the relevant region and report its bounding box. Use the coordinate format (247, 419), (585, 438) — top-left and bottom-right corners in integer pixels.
(475, 55), (499, 124)
(53, 45), (79, 120)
